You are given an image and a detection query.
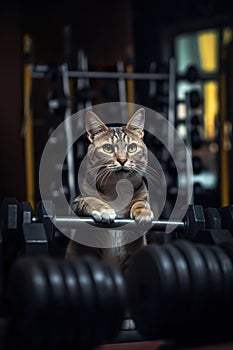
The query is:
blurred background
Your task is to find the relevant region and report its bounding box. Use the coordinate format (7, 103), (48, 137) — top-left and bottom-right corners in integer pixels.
(0, 0), (233, 213)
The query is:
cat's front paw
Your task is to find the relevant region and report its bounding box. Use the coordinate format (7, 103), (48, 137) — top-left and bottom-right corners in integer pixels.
(131, 208), (154, 225)
(91, 208), (116, 223)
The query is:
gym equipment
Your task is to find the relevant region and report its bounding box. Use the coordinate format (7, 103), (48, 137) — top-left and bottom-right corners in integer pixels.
(191, 114), (201, 126)
(204, 207), (222, 229)
(0, 198), (49, 285)
(189, 90), (201, 109)
(192, 155), (202, 174)
(33, 200), (233, 246)
(36, 200), (207, 241)
(219, 206), (233, 236)
(19, 200), (48, 256)
(1, 198), (23, 282)
(185, 65), (199, 83)
(46, 63), (59, 81)
(194, 229), (233, 244)
(127, 240), (233, 347)
(191, 129), (202, 149)
(7, 255), (126, 350)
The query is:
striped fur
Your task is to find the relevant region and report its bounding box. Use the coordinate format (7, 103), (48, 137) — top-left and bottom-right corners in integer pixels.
(66, 108), (154, 275)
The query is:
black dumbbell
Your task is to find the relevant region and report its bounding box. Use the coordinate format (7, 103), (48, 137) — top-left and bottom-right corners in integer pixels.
(192, 156), (202, 174)
(189, 90), (201, 109)
(7, 255), (126, 350)
(191, 129), (202, 149)
(177, 65), (199, 83)
(194, 207), (233, 245)
(0, 198), (49, 286)
(37, 200), (233, 245)
(218, 206), (233, 237)
(36, 200), (207, 242)
(127, 240), (233, 347)
(186, 65), (199, 83)
(191, 115), (201, 126)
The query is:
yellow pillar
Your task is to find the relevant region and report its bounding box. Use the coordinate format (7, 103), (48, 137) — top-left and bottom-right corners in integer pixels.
(23, 34), (35, 209)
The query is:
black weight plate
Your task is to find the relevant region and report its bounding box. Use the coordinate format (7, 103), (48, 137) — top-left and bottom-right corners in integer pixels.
(1, 198), (21, 280)
(69, 257), (96, 349)
(194, 243), (224, 333)
(83, 257), (110, 346)
(173, 241), (208, 327)
(55, 260), (81, 349)
(195, 244), (223, 301)
(219, 242), (233, 319)
(163, 243), (191, 335)
(210, 246), (233, 324)
(103, 260), (126, 340)
(219, 241), (233, 264)
(127, 245), (176, 339)
(39, 258), (68, 350)
(7, 257), (49, 349)
(20, 201), (33, 224)
(219, 206), (233, 235)
(204, 208), (222, 229)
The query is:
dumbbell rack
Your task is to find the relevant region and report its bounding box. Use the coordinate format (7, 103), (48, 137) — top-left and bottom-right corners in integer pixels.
(1, 197), (233, 349)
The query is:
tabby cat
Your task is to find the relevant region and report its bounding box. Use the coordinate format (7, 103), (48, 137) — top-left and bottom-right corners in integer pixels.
(66, 108), (154, 275)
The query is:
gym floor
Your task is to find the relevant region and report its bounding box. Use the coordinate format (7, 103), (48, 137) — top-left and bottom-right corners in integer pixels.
(99, 341), (233, 349)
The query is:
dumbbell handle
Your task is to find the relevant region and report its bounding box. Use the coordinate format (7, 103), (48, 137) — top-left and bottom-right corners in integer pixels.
(54, 216), (185, 232)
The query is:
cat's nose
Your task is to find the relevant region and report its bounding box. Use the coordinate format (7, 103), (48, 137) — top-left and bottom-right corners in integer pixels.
(117, 158), (127, 166)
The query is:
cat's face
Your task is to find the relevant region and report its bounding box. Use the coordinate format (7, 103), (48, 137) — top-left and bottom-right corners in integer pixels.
(86, 108), (148, 176)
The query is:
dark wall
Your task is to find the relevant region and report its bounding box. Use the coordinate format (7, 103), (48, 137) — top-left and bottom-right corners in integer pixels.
(0, 2), (25, 201)
(0, 0), (133, 202)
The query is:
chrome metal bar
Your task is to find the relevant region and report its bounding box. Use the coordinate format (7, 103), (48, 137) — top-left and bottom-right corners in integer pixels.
(31, 65), (169, 81)
(55, 216), (185, 231)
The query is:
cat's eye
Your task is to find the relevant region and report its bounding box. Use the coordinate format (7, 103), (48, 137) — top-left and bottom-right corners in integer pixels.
(103, 144), (114, 153)
(127, 143), (137, 153)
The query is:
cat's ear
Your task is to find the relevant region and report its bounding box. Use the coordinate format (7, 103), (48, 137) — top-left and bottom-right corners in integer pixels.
(85, 111), (109, 143)
(126, 108), (145, 138)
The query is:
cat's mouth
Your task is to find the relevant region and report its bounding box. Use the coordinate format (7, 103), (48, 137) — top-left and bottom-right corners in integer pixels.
(114, 166), (131, 173)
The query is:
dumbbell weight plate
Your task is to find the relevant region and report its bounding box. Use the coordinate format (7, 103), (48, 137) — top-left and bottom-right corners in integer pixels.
(183, 205), (205, 240)
(218, 206), (233, 236)
(191, 129), (202, 149)
(204, 208), (222, 229)
(194, 229), (233, 245)
(173, 241), (208, 330)
(20, 201), (32, 224)
(192, 156), (202, 174)
(83, 257), (113, 346)
(104, 261), (126, 340)
(219, 241), (233, 322)
(186, 65), (199, 83)
(55, 260), (81, 349)
(7, 258), (49, 349)
(41, 259), (81, 350)
(219, 242), (233, 264)
(127, 245), (177, 339)
(1, 198), (21, 280)
(210, 246), (233, 329)
(39, 258), (73, 350)
(162, 244), (191, 335)
(194, 245), (224, 320)
(70, 257), (96, 349)
(189, 90), (201, 108)
(195, 245), (223, 299)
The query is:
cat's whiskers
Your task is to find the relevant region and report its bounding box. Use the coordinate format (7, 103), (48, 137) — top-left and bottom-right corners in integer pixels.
(98, 170), (113, 188)
(79, 164), (106, 176)
(145, 164), (160, 181)
(134, 165), (160, 187)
